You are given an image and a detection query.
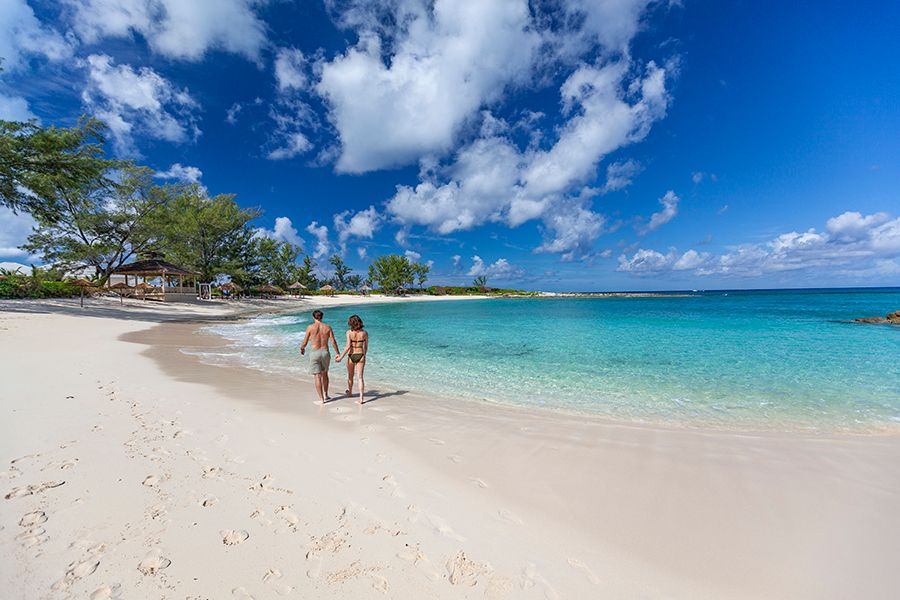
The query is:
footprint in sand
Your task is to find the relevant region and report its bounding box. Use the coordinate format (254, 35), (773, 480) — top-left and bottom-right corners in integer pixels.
(372, 575), (390, 594)
(4, 480), (65, 499)
(16, 526), (47, 548)
(201, 497), (218, 508)
(397, 544), (441, 581)
(222, 529), (250, 545)
(447, 454), (463, 464)
(469, 477), (489, 489)
(274, 506), (299, 528)
(19, 511), (47, 527)
(263, 568), (293, 595)
(90, 584), (123, 600)
(137, 550), (171, 575)
(231, 587), (255, 600)
(428, 437), (446, 446)
(521, 563), (560, 600)
(567, 558), (601, 585)
(142, 475), (160, 487)
(445, 551), (491, 587)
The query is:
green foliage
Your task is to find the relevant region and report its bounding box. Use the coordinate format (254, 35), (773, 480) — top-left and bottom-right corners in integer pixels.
(0, 116), (121, 220)
(147, 188), (261, 281)
(295, 255), (318, 289)
(328, 254), (353, 290)
(472, 275), (487, 289)
(249, 237), (302, 288)
(0, 267), (80, 299)
(23, 166), (170, 285)
(367, 254), (430, 293)
(427, 285), (534, 296)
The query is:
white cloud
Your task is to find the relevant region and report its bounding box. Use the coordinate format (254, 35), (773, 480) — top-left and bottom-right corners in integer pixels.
(404, 250), (422, 262)
(691, 171), (703, 184)
(306, 221), (330, 259)
(0, 93), (36, 121)
(0, 0), (72, 71)
(639, 190), (679, 234)
(67, 0), (267, 62)
(0, 206), (36, 259)
(155, 163), (202, 183)
(386, 59), (671, 257)
(467, 255), (525, 280)
(356, 247), (367, 260)
(451, 254), (461, 268)
(225, 102), (242, 124)
(274, 47), (308, 92)
(618, 210), (900, 279)
(317, 1), (541, 173)
(255, 217), (304, 249)
(534, 202), (606, 261)
(81, 54), (200, 157)
(267, 132), (312, 160)
(333, 206), (381, 251)
(602, 159), (642, 193)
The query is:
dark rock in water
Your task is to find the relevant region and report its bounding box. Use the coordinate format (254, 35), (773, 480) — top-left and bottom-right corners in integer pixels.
(853, 310), (900, 325)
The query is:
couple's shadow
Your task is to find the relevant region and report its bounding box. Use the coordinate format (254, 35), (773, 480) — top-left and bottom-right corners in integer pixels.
(323, 389), (409, 405)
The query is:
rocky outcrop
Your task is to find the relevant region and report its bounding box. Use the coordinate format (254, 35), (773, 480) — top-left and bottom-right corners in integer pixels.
(853, 310), (900, 325)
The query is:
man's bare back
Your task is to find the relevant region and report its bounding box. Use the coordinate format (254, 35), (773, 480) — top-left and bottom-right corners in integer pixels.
(304, 321), (335, 350)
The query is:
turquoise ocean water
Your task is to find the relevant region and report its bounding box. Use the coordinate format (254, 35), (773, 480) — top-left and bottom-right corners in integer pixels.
(200, 288), (900, 431)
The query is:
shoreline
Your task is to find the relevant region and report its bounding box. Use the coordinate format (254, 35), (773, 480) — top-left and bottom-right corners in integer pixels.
(3, 296), (900, 599)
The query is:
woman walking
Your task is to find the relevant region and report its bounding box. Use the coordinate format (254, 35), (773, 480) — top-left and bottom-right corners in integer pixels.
(335, 314), (368, 404)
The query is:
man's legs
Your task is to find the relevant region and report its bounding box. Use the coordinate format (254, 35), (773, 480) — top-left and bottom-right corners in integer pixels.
(322, 371), (330, 400)
(313, 373), (325, 403)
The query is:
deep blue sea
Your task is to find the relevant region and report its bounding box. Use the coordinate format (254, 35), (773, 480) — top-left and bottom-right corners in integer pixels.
(200, 288), (900, 431)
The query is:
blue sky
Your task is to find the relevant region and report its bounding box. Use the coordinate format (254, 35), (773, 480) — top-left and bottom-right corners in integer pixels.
(1, 0), (898, 291)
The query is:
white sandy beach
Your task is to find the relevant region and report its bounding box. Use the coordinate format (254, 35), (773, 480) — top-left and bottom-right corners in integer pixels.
(1, 295), (899, 600)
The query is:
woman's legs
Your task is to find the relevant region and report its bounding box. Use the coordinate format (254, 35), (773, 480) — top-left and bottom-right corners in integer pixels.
(356, 360), (366, 404)
(345, 359), (355, 395)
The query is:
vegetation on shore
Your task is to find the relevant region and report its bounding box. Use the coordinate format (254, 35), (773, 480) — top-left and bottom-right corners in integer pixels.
(0, 116), (530, 300)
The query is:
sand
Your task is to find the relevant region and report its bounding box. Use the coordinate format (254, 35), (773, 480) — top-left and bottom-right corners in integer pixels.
(1, 295), (899, 599)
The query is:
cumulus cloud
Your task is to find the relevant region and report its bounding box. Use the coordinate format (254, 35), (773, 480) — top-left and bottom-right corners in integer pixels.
(0, 93), (37, 121)
(0, 0), (72, 71)
(306, 221), (331, 259)
(155, 163), (202, 183)
(451, 254), (461, 268)
(0, 206), (37, 259)
(255, 217), (305, 249)
(274, 47), (309, 92)
(385, 60), (671, 257)
(317, 1), (541, 173)
(67, 0), (268, 62)
(333, 206), (381, 251)
(638, 190), (679, 234)
(267, 132), (312, 160)
(404, 249), (422, 262)
(467, 255), (525, 280)
(618, 210), (900, 278)
(81, 54), (200, 157)
(602, 159), (642, 193)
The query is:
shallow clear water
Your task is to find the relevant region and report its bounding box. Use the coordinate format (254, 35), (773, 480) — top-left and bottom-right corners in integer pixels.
(200, 289), (900, 431)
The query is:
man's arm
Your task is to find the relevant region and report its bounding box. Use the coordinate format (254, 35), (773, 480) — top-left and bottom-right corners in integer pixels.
(299, 326), (310, 355)
(330, 327), (340, 354)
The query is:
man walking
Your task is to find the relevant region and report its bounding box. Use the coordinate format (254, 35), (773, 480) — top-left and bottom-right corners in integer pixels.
(300, 310), (340, 404)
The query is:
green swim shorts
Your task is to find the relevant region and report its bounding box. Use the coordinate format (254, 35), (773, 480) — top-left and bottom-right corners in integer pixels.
(308, 348), (330, 374)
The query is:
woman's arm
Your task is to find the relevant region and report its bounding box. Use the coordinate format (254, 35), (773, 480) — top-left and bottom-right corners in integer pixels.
(363, 331), (369, 355)
(335, 330), (351, 361)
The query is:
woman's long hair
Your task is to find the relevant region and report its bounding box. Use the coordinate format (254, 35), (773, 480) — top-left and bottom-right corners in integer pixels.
(348, 315), (364, 331)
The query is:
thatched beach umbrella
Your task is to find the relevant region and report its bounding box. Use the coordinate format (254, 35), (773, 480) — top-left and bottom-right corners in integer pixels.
(360, 284), (372, 295)
(70, 278), (93, 308)
(220, 281), (242, 292)
(287, 282), (306, 298)
(319, 284), (335, 297)
(109, 281), (132, 305)
(257, 284), (283, 298)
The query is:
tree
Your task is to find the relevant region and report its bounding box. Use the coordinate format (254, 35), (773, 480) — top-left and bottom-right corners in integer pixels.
(328, 254), (353, 290)
(367, 254), (429, 294)
(473, 275), (488, 289)
(1, 116), (120, 219)
(414, 262), (430, 287)
(23, 166), (171, 284)
(295, 255), (318, 289)
(252, 237), (302, 288)
(345, 274), (363, 290)
(148, 187), (261, 281)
